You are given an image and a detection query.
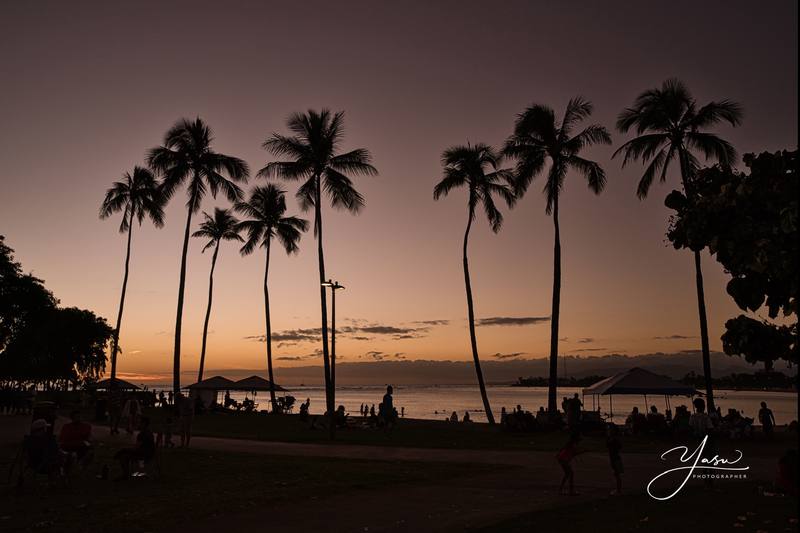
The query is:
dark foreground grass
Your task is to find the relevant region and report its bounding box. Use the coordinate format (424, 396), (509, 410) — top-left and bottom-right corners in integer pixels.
(127, 407), (797, 457)
(479, 483), (799, 533)
(0, 442), (490, 533)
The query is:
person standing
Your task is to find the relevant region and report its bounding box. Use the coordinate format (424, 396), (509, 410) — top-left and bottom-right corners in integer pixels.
(177, 393), (194, 448)
(758, 401), (776, 438)
(606, 424), (623, 495)
(108, 386), (122, 435)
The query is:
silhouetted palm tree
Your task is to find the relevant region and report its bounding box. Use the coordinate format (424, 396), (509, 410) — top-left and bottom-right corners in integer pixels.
(260, 110), (376, 434)
(504, 98), (611, 417)
(99, 167), (164, 387)
(236, 185), (308, 411)
(614, 78), (742, 411)
(147, 118), (249, 396)
(192, 208), (243, 383)
(433, 143), (515, 425)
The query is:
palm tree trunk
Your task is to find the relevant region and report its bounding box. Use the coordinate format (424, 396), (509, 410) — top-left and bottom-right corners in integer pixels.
(110, 208), (135, 386)
(694, 250), (715, 411)
(264, 240), (277, 412)
(679, 149), (715, 411)
(314, 177), (335, 439)
(173, 206), (193, 397)
(197, 241), (219, 383)
(463, 204), (495, 425)
(547, 196), (561, 418)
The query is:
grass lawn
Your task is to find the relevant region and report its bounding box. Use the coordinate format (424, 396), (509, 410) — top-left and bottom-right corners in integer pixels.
(479, 482), (799, 532)
(0, 441), (493, 533)
(105, 407), (798, 457)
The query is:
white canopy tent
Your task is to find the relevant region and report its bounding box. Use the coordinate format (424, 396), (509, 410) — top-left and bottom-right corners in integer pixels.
(582, 367), (698, 418)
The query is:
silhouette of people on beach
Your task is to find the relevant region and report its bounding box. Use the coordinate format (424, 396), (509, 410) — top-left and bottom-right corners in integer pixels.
(759, 401), (775, 437)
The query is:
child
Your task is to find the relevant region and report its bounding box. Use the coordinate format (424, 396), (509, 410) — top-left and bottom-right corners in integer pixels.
(607, 424), (623, 495)
(557, 433), (584, 495)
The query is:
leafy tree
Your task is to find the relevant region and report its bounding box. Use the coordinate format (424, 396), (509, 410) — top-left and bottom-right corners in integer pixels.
(99, 166), (164, 386)
(666, 150), (798, 368)
(0, 236), (113, 388)
(236, 185), (308, 410)
(192, 208), (243, 382)
(148, 118), (249, 395)
(504, 98), (611, 417)
(260, 110), (376, 435)
(434, 143), (515, 425)
(0, 236), (57, 353)
(614, 79), (742, 410)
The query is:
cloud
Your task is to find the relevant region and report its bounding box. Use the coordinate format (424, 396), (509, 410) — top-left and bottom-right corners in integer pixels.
(654, 334), (698, 340)
(411, 319), (450, 326)
(577, 337), (594, 344)
(477, 316), (550, 327)
(276, 349), (322, 361)
(572, 347), (611, 352)
(128, 350), (142, 355)
(247, 320), (442, 344)
(492, 352), (526, 359)
(364, 350), (386, 360)
(359, 325), (417, 335)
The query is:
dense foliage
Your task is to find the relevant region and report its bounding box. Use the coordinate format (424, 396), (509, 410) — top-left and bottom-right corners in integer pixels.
(666, 150), (798, 367)
(0, 235), (113, 388)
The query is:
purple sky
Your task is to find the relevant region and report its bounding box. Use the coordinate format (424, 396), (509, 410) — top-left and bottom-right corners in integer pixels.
(0, 1), (797, 382)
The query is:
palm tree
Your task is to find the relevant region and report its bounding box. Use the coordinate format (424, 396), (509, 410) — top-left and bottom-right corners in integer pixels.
(99, 166), (164, 387)
(433, 143), (515, 425)
(614, 78), (742, 411)
(503, 98), (611, 417)
(259, 110), (376, 434)
(147, 118), (249, 396)
(192, 208), (243, 383)
(236, 185), (308, 411)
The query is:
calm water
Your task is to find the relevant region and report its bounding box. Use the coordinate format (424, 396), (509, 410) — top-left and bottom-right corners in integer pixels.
(181, 385), (797, 424)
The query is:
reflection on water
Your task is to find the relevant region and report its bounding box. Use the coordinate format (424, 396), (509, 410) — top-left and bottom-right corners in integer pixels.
(212, 385), (797, 424)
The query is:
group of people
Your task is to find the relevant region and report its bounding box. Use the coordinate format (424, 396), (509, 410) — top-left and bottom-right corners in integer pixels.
(500, 405), (540, 431)
(623, 399), (775, 440)
(556, 396), (788, 497)
(18, 409), (155, 483)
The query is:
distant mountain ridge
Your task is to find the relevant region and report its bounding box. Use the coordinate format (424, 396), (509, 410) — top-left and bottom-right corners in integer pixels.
(196, 351), (796, 386)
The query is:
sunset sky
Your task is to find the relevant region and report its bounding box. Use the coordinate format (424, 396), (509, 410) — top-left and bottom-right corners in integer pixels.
(1, 1), (797, 384)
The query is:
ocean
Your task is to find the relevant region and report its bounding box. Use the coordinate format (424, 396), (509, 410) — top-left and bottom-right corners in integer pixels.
(152, 384), (798, 424)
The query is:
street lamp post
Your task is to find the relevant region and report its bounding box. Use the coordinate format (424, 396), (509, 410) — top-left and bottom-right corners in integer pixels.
(321, 279), (345, 404)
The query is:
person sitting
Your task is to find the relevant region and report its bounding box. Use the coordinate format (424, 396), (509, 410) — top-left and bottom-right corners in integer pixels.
(449, 411), (458, 423)
(298, 398), (310, 422)
(462, 411), (472, 423)
(20, 419), (64, 483)
(500, 407), (508, 426)
(59, 410), (93, 468)
(536, 406), (547, 424)
(625, 407), (646, 434)
(115, 417), (156, 479)
(335, 405), (348, 428)
(646, 405), (666, 434)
